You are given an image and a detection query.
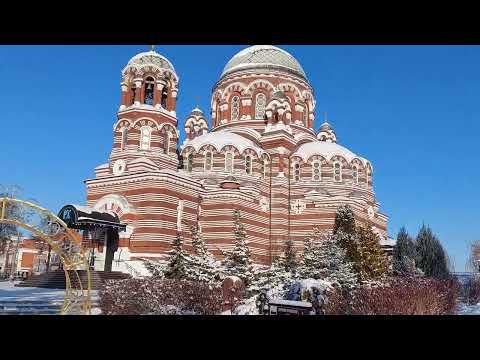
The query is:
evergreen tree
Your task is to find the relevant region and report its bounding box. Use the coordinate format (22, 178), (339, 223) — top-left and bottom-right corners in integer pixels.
(188, 224), (222, 285)
(332, 205), (361, 269)
(163, 233), (192, 280)
(222, 210), (255, 286)
(356, 225), (389, 280)
(284, 239), (298, 273)
(300, 227), (358, 288)
(393, 226), (417, 274)
(415, 224), (450, 279)
(333, 204), (356, 235)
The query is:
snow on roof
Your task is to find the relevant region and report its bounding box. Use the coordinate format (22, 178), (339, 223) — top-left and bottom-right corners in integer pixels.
(380, 237), (397, 247)
(182, 130), (263, 155)
(292, 140), (369, 165)
(268, 299), (312, 308)
(124, 50), (176, 74)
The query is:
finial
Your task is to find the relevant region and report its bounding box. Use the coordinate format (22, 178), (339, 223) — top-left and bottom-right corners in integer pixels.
(194, 96), (200, 108)
(324, 111), (328, 123)
(150, 44), (156, 52)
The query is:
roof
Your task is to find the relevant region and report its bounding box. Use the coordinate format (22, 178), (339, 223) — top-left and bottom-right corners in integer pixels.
(182, 130), (263, 155)
(292, 140), (369, 165)
(221, 45), (307, 80)
(125, 50), (176, 73)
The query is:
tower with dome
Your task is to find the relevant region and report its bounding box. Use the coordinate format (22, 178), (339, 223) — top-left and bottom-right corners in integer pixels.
(84, 45), (390, 273)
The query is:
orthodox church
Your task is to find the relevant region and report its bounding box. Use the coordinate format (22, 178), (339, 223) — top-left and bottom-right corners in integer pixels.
(84, 45), (391, 274)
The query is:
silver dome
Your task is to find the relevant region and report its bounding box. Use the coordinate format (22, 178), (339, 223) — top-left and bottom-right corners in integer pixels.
(220, 45), (307, 80)
(126, 50), (176, 73)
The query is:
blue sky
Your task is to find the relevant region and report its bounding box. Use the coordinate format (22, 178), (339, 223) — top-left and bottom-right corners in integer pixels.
(1, 45), (478, 271)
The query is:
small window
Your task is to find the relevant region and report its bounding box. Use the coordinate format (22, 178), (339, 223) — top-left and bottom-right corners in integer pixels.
(225, 152), (234, 173)
(334, 162), (342, 182)
(140, 127), (151, 151)
(204, 151), (213, 171)
(261, 159), (268, 179)
(352, 164), (359, 184)
(120, 127), (128, 151)
(293, 162), (300, 182)
(231, 96), (240, 121)
(186, 153), (194, 172)
(255, 93), (266, 119)
(312, 161), (321, 181)
(245, 155), (252, 175)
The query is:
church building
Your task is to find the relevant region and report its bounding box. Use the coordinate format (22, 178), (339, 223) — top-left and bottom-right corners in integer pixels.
(84, 45), (390, 274)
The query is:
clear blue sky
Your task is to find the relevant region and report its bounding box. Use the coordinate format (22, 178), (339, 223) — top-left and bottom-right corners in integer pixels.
(1, 45), (478, 271)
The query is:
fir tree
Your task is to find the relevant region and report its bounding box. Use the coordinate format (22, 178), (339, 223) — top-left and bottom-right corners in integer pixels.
(332, 205), (362, 269)
(222, 210), (255, 286)
(163, 233), (192, 280)
(393, 226), (417, 274)
(299, 236), (319, 279)
(284, 239), (298, 273)
(188, 224), (222, 285)
(356, 225), (389, 280)
(415, 224), (450, 279)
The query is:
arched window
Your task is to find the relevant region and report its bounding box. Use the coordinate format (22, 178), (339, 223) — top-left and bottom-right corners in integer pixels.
(293, 162), (301, 182)
(164, 132), (170, 155)
(245, 155), (252, 175)
(120, 127), (128, 151)
(204, 151), (213, 171)
(144, 77), (155, 105)
(366, 164), (372, 187)
(225, 152), (234, 173)
(261, 158), (268, 179)
(186, 153), (194, 172)
(216, 105), (222, 125)
(334, 161), (342, 182)
(231, 96), (240, 121)
(312, 160), (321, 181)
(255, 93), (266, 119)
(140, 127), (151, 151)
(352, 164), (359, 184)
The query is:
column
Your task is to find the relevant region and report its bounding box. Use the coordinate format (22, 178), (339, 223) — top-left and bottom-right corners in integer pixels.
(120, 82), (128, 110)
(134, 79), (143, 106)
(155, 79), (166, 109)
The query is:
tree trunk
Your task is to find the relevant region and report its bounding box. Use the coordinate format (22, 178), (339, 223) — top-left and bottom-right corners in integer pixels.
(104, 228), (119, 272)
(46, 244), (51, 272)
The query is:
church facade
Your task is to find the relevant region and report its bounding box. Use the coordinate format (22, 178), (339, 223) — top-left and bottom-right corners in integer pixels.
(84, 45), (389, 274)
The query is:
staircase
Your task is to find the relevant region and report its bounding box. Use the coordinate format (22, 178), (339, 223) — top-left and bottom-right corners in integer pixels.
(0, 298), (101, 315)
(15, 270), (131, 290)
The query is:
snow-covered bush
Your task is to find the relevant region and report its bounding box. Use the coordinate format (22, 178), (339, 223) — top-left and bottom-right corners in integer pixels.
(463, 275), (480, 305)
(324, 276), (460, 315)
(99, 278), (223, 315)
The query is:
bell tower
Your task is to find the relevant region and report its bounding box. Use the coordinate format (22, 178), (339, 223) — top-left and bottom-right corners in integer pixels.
(105, 47), (180, 177)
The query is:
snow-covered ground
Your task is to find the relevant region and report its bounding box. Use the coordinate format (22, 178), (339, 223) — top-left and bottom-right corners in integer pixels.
(0, 280), (100, 315)
(457, 302), (480, 315)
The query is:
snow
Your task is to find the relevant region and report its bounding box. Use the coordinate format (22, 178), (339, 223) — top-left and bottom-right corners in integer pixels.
(268, 299), (312, 308)
(182, 130), (263, 155)
(292, 140), (369, 165)
(72, 205), (94, 215)
(457, 303), (480, 315)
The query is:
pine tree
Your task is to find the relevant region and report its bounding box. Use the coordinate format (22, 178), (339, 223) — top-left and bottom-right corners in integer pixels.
(163, 233), (192, 280)
(393, 226), (417, 274)
(332, 205), (362, 269)
(188, 224), (222, 285)
(222, 210), (255, 286)
(284, 239), (298, 273)
(300, 227), (358, 288)
(333, 204), (356, 235)
(415, 224), (450, 279)
(356, 225), (389, 281)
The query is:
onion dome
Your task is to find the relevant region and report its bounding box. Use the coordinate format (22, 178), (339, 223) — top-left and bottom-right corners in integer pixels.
(185, 107), (209, 140)
(220, 45), (307, 80)
(317, 121), (337, 143)
(126, 50), (176, 73)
